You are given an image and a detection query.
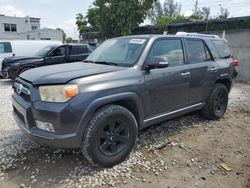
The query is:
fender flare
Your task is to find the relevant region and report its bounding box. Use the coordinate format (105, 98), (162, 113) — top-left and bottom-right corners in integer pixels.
(75, 92), (144, 145)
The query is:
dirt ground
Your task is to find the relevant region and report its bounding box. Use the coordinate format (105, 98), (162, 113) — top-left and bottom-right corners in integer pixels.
(0, 79), (249, 188)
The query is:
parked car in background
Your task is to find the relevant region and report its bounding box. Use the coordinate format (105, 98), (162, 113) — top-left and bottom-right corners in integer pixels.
(1, 43), (93, 80)
(0, 40), (62, 75)
(11, 33), (238, 168)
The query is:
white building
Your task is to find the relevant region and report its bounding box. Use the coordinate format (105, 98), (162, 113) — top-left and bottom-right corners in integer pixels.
(0, 15), (63, 41)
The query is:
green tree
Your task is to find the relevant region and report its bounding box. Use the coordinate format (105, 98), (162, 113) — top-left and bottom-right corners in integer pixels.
(148, 1), (164, 23)
(77, 0), (156, 38)
(148, 0), (183, 24)
(86, 7), (100, 31)
(201, 7), (210, 20)
(163, 0), (181, 18)
(156, 15), (186, 25)
(189, 6), (210, 21)
(96, 0), (156, 37)
(217, 7), (229, 19)
(65, 37), (73, 43)
(76, 13), (89, 34)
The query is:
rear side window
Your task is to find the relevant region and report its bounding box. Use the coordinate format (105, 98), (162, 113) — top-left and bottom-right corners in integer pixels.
(186, 39), (212, 63)
(0, 42), (12, 53)
(148, 39), (184, 67)
(211, 40), (231, 59)
(69, 46), (89, 55)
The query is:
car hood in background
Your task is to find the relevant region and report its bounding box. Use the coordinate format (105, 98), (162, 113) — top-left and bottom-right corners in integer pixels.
(20, 62), (125, 85)
(4, 56), (43, 64)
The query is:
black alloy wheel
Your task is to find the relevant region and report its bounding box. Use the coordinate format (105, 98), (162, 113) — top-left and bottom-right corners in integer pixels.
(82, 105), (138, 168)
(98, 119), (129, 156)
(214, 91), (227, 114)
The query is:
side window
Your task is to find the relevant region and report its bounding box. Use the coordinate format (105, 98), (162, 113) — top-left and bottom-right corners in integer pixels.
(69, 46), (88, 55)
(186, 40), (208, 63)
(148, 39), (184, 67)
(52, 46), (65, 56)
(211, 40), (231, 59)
(0, 42), (12, 53)
(205, 45), (213, 61)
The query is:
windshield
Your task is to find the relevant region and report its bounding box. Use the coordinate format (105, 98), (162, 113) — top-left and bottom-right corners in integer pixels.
(86, 37), (148, 67)
(35, 45), (57, 57)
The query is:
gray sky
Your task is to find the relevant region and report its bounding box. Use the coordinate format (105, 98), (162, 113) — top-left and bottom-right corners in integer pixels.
(0, 0), (250, 39)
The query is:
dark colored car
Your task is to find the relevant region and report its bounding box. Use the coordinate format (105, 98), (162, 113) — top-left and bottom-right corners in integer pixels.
(11, 33), (238, 168)
(1, 44), (93, 80)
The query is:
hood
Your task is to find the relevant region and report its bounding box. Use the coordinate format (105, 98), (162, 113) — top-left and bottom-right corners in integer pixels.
(4, 56), (43, 64)
(20, 62), (125, 85)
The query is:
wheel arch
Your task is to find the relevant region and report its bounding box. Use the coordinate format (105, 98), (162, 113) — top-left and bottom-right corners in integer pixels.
(76, 92), (144, 145)
(215, 78), (232, 92)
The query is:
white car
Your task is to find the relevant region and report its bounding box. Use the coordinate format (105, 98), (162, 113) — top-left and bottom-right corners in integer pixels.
(0, 40), (62, 75)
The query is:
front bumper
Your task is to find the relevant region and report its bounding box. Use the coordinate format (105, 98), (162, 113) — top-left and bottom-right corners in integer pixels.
(1, 65), (19, 79)
(0, 68), (9, 78)
(11, 82), (83, 148)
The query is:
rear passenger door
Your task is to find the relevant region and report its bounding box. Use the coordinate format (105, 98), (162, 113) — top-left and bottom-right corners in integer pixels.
(185, 39), (217, 105)
(68, 45), (91, 62)
(144, 38), (190, 118)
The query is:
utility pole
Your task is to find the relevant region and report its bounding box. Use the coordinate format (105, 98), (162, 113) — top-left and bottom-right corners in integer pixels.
(194, 0), (199, 14)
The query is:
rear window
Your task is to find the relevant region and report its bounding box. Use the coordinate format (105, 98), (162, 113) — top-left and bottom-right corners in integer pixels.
(0, 42), (12, 53)
(211, 40), (231, 59)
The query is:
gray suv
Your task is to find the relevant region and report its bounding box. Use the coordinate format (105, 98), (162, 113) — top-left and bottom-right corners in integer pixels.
(11, 33), (238, 168)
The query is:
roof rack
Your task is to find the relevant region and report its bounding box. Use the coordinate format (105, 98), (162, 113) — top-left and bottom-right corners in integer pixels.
(175, 32), (220, 39)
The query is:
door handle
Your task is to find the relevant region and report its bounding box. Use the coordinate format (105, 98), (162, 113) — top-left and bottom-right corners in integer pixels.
(208, 67), (218, 72)
(181, 72), (190, 77)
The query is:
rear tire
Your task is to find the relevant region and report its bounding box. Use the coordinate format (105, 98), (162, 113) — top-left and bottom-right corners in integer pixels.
(202, 83), (228, 120)
(81, 105), (138, 168)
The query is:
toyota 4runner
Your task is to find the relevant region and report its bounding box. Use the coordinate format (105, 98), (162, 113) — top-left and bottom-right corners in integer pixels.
(11, 33), (238, 168)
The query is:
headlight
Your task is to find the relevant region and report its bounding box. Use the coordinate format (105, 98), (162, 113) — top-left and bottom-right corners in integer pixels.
(39, 84), (79, 102)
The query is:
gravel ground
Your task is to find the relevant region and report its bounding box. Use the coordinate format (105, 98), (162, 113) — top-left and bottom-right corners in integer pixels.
(0, 79), (249, 188)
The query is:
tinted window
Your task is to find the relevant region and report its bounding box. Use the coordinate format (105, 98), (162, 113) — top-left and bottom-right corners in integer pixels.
(52, 46), (66, 56)
(186, 40), (208, 63)
(36, 45), (56, 57)
(69, 46), (88, 55)
(0, 42), (12, 53)
(148, 39), (184, 67)
(211, 40), (231, 58)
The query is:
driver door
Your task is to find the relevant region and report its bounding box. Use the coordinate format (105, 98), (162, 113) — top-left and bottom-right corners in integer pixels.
(144, 38), (190, 119)
(45, 46), (67, 65)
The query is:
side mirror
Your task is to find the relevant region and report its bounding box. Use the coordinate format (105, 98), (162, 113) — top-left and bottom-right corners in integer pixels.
(145, 57), (169, 70)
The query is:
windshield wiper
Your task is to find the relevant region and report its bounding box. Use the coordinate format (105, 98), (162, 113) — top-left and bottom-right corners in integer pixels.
(83, 60), (119, 66)
(83, 60), (94, 63)
(94, 61), (119, 66)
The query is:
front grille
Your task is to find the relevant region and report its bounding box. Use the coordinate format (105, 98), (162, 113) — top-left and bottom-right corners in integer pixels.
(13, 80), (31, 102)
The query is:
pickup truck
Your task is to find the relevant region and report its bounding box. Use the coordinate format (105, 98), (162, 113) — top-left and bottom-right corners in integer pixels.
(1, 44), (93, 80)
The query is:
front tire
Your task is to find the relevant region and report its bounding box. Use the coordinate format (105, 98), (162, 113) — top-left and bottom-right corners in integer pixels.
(81, 105), (138, 168)
(202, 83), (229, 120)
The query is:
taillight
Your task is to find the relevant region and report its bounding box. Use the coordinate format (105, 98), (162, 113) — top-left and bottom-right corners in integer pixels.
(232, 59), (239, 67)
